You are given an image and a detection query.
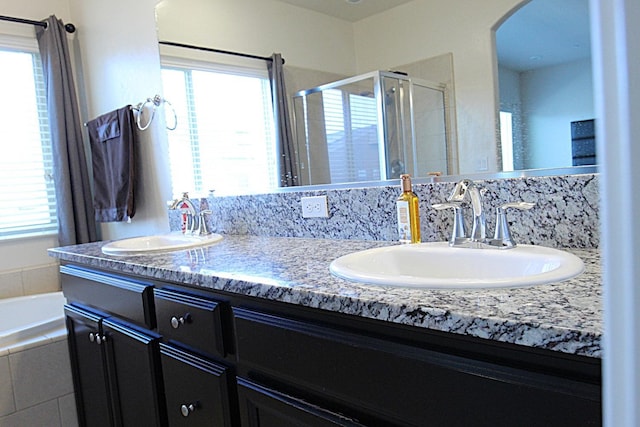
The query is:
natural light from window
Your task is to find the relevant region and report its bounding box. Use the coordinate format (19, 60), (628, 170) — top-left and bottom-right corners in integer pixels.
(322, 89), (379, 182)
(161, 62), (277, 197)
(500, 111), (514, 172)
(0, 48), (56, 237)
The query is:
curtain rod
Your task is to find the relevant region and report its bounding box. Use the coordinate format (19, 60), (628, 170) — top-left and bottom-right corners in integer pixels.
(159, 40), (284, 64)
(0, 15), (76, 33)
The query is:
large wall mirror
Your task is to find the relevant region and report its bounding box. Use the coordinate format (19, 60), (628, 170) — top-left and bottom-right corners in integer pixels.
(155, 0), (595, 194)
(496, 0), (593, 172)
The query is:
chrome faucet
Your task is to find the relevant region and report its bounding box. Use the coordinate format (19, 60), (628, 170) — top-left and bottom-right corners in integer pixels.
(448, 179), (486, 241)
(433, 179), (534, 249)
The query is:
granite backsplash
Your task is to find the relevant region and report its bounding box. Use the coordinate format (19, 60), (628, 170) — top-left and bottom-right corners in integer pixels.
(169, 173), (600, 249)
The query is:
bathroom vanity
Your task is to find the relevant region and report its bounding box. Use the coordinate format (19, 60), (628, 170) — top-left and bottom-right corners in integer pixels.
(50, 235), (602, 426)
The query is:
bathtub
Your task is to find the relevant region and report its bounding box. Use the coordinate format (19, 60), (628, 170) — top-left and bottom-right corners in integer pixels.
(0, 291), (77, 423)
(0, 291), (66, 350)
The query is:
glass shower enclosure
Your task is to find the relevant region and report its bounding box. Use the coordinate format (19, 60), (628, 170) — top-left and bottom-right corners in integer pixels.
(292, 70), (454, 185)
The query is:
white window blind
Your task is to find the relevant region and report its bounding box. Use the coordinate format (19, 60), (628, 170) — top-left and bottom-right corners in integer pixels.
(0, 44), (57, 238)
(323, 89), (379, 183)
(161, 58), (277, 196)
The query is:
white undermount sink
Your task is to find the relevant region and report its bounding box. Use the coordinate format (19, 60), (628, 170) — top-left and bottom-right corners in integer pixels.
(101, 233), (223, 256)
(329, 242), (584, 289)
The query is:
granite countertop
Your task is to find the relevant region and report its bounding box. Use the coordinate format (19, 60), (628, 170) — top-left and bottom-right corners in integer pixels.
(48, 234), (602, 358)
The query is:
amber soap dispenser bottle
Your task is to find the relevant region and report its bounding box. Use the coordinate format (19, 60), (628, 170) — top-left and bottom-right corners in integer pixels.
(396, 174), (421, 243)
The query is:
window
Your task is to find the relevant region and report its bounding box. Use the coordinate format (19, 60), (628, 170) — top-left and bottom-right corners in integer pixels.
(161, 58), (277, 196)
(500, 111), (514, 172)
(0, 40), (57, 238)
(322, 89), (379, 183)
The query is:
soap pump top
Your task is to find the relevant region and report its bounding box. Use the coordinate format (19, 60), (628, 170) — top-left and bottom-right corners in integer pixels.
(400, 174), (412, 192)
(396, 174), (421, 243)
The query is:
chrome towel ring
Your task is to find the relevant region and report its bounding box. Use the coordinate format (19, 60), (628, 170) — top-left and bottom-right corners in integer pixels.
(133, 94), (177, 131)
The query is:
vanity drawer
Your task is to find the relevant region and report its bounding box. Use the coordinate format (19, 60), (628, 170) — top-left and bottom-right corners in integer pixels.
(60, 265), (155, 328)
(155, 288), (226, 357)
(160, 343), (234, 426)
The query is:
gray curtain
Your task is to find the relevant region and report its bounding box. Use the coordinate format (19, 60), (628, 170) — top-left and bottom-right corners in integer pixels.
(268, 53), (299, 187)
(37, 15), (97, 246)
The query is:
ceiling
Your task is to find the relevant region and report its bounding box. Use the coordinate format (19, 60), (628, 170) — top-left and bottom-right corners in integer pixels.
(273, 0), (591, 72)
(496, 0), (591, 71)
(274, 0), (414, 22)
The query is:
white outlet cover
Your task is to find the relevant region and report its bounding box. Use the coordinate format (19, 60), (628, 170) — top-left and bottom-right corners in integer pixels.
(301, 195), (329, 218)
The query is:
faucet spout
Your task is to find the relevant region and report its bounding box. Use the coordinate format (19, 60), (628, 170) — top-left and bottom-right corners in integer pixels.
(448, 179), (486, 241)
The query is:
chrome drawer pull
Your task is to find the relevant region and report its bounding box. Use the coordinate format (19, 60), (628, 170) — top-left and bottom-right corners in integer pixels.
(180, 402), (198, 417)
(170, 313), (192, 329)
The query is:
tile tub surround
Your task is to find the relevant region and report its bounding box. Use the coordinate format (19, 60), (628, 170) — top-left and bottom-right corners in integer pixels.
(0, 338), (77, 426)
(48, 235), (602, 358)
(171, 173), (600, 249)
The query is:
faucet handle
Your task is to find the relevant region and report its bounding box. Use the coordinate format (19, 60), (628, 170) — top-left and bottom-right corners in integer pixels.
(493, 202), (535, 248)
(498, 201), (535, 211)
(196, 210), (213, 236)
(433, 202), (467, 246)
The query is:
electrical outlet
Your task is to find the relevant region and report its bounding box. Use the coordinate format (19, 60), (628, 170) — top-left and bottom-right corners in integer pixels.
(301, 195), (329, 218)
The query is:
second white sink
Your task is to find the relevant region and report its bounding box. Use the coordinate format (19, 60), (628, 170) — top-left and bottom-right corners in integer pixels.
(329, 242), (584, 289)
(102, 233), (223, 256)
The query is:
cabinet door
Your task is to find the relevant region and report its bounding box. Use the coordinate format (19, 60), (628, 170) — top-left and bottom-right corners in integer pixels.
(64, 305), (114, 427)
(102, 318), (165, 427)
(160, 343), (234, 426)
(237, 378), (365, 427)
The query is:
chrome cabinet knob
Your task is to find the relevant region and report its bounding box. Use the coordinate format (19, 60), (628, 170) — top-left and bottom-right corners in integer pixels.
(180, 402), (198, 417)
(170, 313), (192, 329)
(88, 332), (106, 344)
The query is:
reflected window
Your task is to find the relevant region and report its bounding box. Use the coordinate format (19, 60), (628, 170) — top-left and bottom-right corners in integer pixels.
(322, 89), (379, 183)
(499, 111), (514, 172)
(161, 58), (277, 196)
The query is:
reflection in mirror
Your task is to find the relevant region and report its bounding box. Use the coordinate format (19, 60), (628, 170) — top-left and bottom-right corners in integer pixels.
(496, 0), (593, 171)
(292, 70), (453, 185)
(156, 0), (595, 196)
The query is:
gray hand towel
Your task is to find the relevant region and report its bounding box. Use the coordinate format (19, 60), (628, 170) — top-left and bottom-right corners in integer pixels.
(86, 106), (137, 222)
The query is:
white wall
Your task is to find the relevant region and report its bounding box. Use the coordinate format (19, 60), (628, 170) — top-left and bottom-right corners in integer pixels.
(353, 0), (524, 173)
(68, 0), (172, 241)
(156, 0), (357, 76)
(499, 58), (594, 170)
(522, 58), (594, 168)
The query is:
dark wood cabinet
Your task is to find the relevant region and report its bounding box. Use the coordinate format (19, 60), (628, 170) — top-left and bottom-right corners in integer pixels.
(65, 304), (165, 427)
(154, 288), (227, 358)
(237, 378), (365, 427)
(61, 264), (602, 427)
(233, 308), (601, 427)
(101, 318), (165, 426)
(160, 343), (234, 426)
(65, 305), (114, 427)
